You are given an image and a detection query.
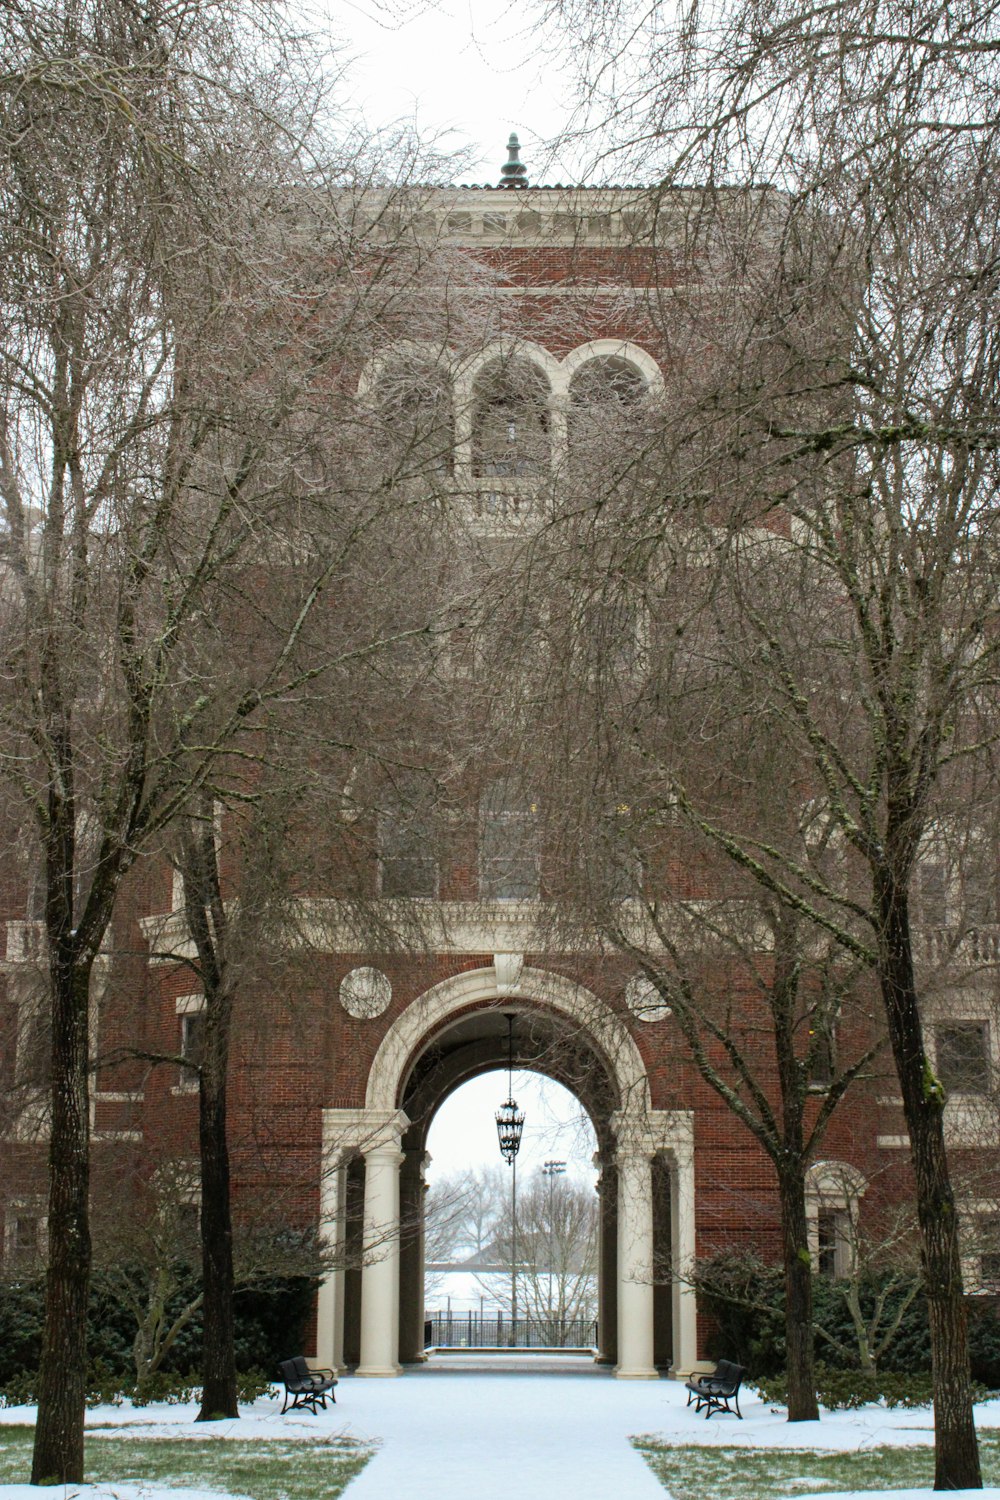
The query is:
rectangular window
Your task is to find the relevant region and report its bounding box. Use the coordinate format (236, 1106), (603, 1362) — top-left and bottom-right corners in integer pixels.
(5, 1208), (43, 1269)
(181, 1012), (206, 1073)
(964, 870), (997, 929)
(936, 1022), (990, 1095)
(808, 1020), (836, 1088)
(980, 1218), (1000, 1291)
(378, 815), (438, 898)
(817, 1210), (845, 1278)
(584, 598), (644, 679)
(479, 781), (540, 900)
(919, 861), (948, 925)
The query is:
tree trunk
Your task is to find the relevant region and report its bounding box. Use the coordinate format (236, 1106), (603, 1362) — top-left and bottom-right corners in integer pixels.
(778, 1166), (820, 1422)
(31, 961), (92, 1485)
(197, 1022), (238, 1421)
(876, 875), (981, 1492)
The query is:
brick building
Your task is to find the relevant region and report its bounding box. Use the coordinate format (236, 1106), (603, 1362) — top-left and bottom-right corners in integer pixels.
(2, 136), (996, 1382)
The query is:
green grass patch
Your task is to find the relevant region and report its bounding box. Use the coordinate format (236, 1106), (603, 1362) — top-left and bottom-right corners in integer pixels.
(0, 1425), (372, 1500)
(633, 1431), (1000, 1500)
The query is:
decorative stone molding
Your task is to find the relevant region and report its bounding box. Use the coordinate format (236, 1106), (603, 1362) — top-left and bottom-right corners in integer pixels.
(624, 973), (671, 1023)
(493, 952), (524, 995)
(340, 966), (393, 1019)
(364, 964), (651, 1116)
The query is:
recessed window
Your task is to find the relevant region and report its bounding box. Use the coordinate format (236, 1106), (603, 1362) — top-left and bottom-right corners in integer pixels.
(919, 861), (948, 925)
(472, 360), (551, 478)
(964, 870), (997, 929)
(180, 1012), (206, 1073)
(376, 363), (454, 480)
(593, 597), (645, 680)
(979, 1217), (1000, 1291)
(809, 1019), (836, 1088)
(817, 1210), (843, 1278)
(936, 1022), (990, 1095)
(479, 779), (540, 900)
(568, 357), (649, 468)
(5, 1207), (44, 1269)
(378, 811), (439, 899)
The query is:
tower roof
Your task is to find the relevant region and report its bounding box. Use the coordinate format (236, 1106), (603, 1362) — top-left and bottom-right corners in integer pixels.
(499, 132), (528, 189)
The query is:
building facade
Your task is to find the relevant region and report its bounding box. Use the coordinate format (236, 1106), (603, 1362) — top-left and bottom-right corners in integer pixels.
(2, 138), (997, 1381)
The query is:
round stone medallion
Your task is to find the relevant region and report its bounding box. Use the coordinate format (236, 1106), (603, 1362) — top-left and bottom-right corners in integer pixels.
(340, 966), (392, 1019)
(624, 973), (671, 1023)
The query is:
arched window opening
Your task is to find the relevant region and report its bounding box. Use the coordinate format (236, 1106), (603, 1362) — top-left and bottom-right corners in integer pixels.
(472, 359), (551, 478)
(568, 357), (650, 465)
(374, 359), (454, 481)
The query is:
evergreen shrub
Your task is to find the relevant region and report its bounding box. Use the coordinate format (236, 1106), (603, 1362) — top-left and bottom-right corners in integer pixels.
(0, 1265), (316, 1393)
(697, 1250), (1000, 1388)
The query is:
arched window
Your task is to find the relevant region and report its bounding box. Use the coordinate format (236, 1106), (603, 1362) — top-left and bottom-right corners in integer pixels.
(471, 359), (551, 478)
(568, 356), (649, 467)
(373, 356), (454, 481)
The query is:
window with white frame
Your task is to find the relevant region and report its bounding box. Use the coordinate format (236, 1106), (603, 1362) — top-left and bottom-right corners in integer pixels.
(567, 356), (650, 467)
(175, 995), (206, 1088)
(806, 1161), (866, 1279)
(816, 1209), (849, 1278)
(4, 1201), (45, 1268)
(935, 1021), (990, 1095)
(978, 1216), (1000, 1291)
(808, 1013), (837, 1089)
(479, 778), (540, 900)
(375, 359), (454, 480)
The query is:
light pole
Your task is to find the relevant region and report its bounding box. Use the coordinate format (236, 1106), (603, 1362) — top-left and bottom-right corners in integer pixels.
(542, 1160), (566, 1334)
(495, 1013), (525, 1347)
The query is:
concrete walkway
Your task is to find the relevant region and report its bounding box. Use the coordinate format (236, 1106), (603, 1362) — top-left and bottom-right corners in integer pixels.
(338, 1357), (671, 1500)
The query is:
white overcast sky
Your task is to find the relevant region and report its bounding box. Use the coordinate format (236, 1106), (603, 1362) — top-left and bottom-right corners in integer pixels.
(426, 1071), (597, 1184)
(311, 0), (581, 183)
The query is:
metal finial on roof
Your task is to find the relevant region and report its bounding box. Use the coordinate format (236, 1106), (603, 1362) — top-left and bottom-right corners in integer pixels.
(499, 132), (528, 189)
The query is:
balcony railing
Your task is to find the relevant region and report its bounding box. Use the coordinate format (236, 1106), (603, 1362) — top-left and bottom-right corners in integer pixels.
(424, 1311), (597, 1350)
(5, 921), (46, 962)
(919, 926), (1000, 965)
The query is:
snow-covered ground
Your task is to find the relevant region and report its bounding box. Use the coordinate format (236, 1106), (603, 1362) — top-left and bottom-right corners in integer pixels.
(2, 1357), (999, 1500)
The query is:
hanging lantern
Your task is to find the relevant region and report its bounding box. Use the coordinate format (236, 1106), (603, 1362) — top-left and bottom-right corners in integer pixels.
(496, 1095), (525, 1163)
(496, 1012), (525, 1163)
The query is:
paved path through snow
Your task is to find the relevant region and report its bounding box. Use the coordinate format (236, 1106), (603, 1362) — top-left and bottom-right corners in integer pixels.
(338, 1355), (668, 1500)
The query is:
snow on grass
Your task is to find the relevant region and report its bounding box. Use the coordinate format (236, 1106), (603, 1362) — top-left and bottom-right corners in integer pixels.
(1, 1365), (1000, 1500)
(0, 1424), (370, 1500)
(634, 1432), (1000, 1500)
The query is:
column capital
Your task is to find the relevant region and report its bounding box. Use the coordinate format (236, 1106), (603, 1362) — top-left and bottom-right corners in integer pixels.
(323, 1106), (410, 1158)
(610, 1109), (656, 1163)
(364, 1140), (406, 1168)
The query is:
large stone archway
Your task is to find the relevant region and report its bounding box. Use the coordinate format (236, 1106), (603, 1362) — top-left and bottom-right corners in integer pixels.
(316, 962), (697, 1379)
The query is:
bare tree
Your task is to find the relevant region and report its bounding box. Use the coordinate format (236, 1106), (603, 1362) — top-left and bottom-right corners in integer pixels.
(531, 0), (1000, 1475)
(0, 0), (472, 1474)
(483, 1169), (598, 1335)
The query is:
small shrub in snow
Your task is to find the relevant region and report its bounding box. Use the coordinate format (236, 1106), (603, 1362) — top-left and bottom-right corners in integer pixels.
(752, 1363), (990, 1410)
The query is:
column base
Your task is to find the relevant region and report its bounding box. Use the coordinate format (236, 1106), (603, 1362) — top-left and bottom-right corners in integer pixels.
(615, 1366), (659, 1379)
(355, 1364), (402, 1377)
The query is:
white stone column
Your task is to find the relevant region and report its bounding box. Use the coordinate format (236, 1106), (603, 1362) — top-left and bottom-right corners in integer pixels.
(670, 1139), (699, 1377)
(358, 1140), (405, 1376)
(615, 1140), (657, 1379)
(315, 1155), (347, 1371)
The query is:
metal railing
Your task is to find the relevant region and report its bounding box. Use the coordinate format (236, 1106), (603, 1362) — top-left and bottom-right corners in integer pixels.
(425, 1312), (598, 1349)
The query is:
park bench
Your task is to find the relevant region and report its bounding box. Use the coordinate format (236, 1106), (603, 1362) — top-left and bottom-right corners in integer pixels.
(684, 1359), (745, 1420)
(277, 1356), (338, 1414)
